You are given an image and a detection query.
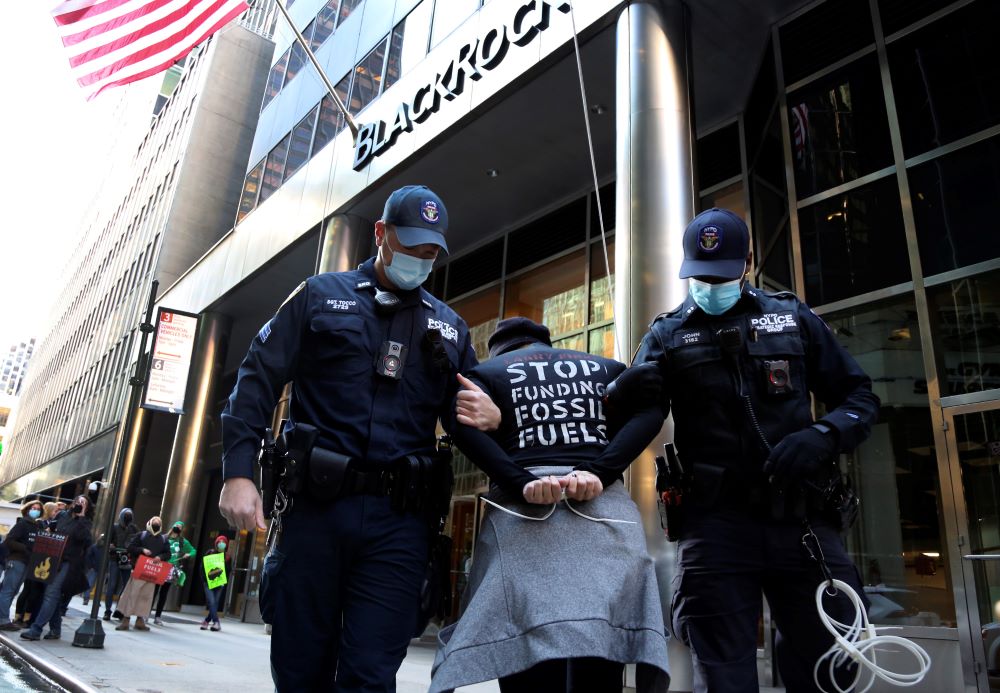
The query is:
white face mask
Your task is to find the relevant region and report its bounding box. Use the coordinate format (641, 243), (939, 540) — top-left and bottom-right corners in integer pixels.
(381, 233), (435, 290)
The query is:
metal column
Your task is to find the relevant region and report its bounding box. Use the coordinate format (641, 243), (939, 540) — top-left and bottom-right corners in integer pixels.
(159, 312), (231, 607)
(615, 0), (696, 687)
(317, 214), (369, 275)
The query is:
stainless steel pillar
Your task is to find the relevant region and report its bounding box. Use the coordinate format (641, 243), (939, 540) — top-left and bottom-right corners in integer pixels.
(615, 1), (696, 686)
(317, 214), (369, 275)
(92, 406), (151, 538)
(159, 312), (230, 607)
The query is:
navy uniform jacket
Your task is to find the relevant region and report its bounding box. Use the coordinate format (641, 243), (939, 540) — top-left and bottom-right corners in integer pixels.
(222, 258), (476, 480)
(632, 285), (880, 477)
(453, 344), (664, 496)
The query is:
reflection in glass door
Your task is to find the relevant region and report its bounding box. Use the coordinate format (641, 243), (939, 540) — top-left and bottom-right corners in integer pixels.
(946, 402), (1000, 692)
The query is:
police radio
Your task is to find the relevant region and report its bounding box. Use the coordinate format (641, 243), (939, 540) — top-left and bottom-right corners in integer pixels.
(376, 340), (408, 379)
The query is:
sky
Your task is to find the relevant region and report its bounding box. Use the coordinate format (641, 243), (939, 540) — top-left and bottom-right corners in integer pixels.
(0, 4), (133, 354)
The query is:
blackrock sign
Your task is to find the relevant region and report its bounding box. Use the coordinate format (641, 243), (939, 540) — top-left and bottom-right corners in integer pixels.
(352, 0), (571, 170)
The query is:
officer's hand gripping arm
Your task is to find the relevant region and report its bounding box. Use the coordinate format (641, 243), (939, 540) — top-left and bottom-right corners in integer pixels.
(455, 373), (502, 431)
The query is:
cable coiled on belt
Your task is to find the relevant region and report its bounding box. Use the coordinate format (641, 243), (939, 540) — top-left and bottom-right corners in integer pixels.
(813, 579), (931, 692)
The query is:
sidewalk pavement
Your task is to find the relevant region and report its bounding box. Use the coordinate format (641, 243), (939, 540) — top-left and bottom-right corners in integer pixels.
(0, 595), (498, 693)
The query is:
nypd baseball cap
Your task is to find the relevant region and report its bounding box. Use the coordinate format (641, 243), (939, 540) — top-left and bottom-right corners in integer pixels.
(382, 185), (449, 253)
(679, 208), (750, 280)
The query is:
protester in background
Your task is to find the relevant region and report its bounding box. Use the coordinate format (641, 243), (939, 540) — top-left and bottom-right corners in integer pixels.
(21, 495), (93, 641)
(14, 502), (60, 628)
(115, 516), (169, 632)
(0, 500), (43, 630)
(201, 534), (229, 632)
(151, 520), (195, 626)
(103, 507), (139, 621)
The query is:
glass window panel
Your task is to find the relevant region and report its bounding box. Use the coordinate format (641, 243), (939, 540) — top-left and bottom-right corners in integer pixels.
(927, 270), (1000, 397)
(553, 334), (585, 352)
(450, 287), (500, 362)
(285, 41), (307, 84)
(237, 160), (263, 223)
(787, 54), (893, 199)
(696, 123), (741, 190)
(700, 181), (745, 217)
(431, 0), (479, 47)
(909, 135), (1000, 277)
(259, 134), (291, 203)
(311, 0), (339, 49)
(779, 0), (873, 86)
(387, 0), (432, 92)
(749, 175), (787, 258)
(301, 19), (316, 48)
(821, 296), (955, 627)
(284, 106), (318, 181)
(504, 250), (586, 338)
(589, 240), (614, 324)
(261, 50), (290, 110)
(887, 1), (1000, 158)
(337, 0), (362, 27)
(587, 325), (615, 359)
(798, 175), (909, 306)
(758, 223), (792, 291)
(349, 39), (388, 115)
(312, 75), (352, 154)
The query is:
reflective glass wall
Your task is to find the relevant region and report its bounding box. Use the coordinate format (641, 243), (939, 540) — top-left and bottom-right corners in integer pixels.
(769, 0), (1000, 628)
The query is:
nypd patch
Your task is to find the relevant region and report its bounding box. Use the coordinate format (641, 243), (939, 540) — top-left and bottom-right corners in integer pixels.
(421, 200), (440, 224)
(699, 225), (722, 252)
(750, 311), (798, 334)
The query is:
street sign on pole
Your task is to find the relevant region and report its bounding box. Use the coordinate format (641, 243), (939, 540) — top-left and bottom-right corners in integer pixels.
(142, 308), (199, 414)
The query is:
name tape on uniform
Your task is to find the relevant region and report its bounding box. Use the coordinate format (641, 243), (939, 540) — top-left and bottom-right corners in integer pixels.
(323, 298), (360, 314)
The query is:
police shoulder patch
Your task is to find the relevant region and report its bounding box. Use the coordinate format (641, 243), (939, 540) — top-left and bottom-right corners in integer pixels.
(750, 310), (799, 334)
(257, 319), (273, 344)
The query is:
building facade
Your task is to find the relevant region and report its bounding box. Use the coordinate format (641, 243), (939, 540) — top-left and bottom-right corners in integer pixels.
(0, 338), (35, 398)
(4, 0), (999, 689)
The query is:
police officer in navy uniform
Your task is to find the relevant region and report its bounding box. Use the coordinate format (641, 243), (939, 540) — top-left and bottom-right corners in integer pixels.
(219, 185), (499, 692)
(614, 208), (880, 692)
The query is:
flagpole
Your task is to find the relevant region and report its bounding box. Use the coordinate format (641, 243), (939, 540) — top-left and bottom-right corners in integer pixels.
(273, 0), (359, 141)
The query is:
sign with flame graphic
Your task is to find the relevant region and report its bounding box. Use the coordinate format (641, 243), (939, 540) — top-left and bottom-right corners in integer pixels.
(27, 533), (67, 584)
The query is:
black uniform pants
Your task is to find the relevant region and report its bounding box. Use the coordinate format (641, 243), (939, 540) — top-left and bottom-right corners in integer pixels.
(671, 507), (866, 693)
(261, 494), (428, 692)
(498, 657), (625, 692)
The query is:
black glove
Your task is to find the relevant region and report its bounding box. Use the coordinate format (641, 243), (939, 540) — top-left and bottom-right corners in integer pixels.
(606, 362), (663, 409)
(764, 425), (838, 484)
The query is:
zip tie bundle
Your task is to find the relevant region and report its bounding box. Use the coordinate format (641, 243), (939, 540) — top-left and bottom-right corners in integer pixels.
(480, 495), (637, 525)
(813, 578), (931, 692)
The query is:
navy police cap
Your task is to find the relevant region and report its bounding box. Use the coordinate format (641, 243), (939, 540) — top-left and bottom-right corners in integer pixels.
(383, 185), (449, 253)
(679, 208), (750, 280)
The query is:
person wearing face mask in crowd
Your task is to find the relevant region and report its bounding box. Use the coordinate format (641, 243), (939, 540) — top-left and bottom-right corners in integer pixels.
(20, 495), (93, 642)
(151, 520), (195, 625)
(102, 507), (139, 621)
(609, 208), (881, 692)
(220, 185), (501, 692)
(200, 534), (230, 632)
(0, 500), (44, 630)
(114, 516), (170, 632)
(14, 502), (60, 628)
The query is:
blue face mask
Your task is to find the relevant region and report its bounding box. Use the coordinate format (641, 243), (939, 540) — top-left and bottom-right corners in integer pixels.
(28, 509), (41, 519)
(689, 277), (743, 315)
(382, 236), (435, 290)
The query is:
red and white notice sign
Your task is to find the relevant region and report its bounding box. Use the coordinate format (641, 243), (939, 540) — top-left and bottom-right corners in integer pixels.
(143, 308), (200, 414)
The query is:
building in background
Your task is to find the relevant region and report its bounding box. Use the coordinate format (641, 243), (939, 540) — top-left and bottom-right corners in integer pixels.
(3, 0), (999, 689)
(0, 338), (35, 397)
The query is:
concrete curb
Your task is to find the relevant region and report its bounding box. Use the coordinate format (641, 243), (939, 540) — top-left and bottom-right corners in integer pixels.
(0, 632), (100, 693)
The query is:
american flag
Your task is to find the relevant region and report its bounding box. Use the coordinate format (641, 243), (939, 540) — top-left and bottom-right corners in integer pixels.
(791, 102), (809, 168)
(51, 0), (250, 100)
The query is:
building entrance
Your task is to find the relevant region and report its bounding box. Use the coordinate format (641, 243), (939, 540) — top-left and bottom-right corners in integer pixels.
(943, 398), (1000, 692)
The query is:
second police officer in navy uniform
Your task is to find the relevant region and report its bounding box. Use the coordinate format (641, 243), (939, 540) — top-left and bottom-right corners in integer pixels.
(613, 208), (881, 692)
(219, 186), (499, 692)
